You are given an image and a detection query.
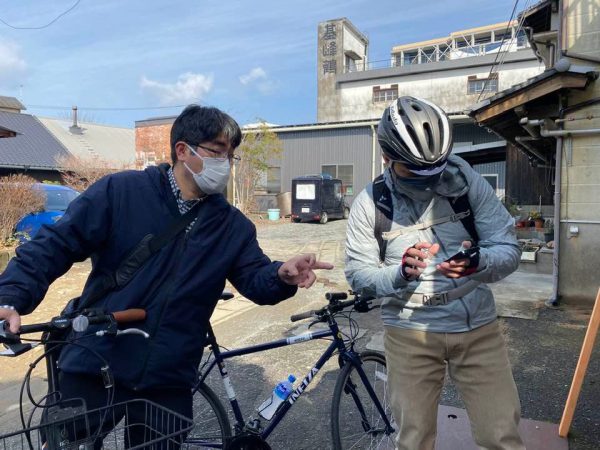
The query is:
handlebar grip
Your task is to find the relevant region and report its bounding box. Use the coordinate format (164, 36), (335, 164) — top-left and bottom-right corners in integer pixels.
(290, 310), (316, 322)
(325, 292), (348, 301)
(18, 322), (52, 334)
(112, 309), (146, 323)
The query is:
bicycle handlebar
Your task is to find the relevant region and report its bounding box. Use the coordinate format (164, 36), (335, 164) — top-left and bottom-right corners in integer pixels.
(290, 292), (375, 323)
(14, 308), (147, 336)
(290, 310), (317, 322)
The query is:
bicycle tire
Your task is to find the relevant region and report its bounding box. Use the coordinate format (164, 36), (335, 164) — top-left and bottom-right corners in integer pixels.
(187, 381), (232, 449)
(331, 351), (396, 449)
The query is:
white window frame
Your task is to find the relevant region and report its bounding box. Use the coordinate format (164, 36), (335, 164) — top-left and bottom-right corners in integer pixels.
(321, 163), (354, 196)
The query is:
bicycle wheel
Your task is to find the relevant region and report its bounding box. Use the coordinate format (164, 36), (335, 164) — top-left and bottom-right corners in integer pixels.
(186, 382), (231, 449)
(331, 351), (396, 449)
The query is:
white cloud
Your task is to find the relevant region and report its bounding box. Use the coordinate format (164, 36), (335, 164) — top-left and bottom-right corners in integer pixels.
(239, 67), (267, 85)
(0, 40), (27, 87)
(140, 72), (213, 105)
(239, 67), (278, 95)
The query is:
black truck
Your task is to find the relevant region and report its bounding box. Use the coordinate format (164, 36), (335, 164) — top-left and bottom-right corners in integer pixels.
(291, 175), (349, 224)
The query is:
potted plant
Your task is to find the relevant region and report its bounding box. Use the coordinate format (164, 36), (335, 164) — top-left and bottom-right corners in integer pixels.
(529, 210), (544, 229)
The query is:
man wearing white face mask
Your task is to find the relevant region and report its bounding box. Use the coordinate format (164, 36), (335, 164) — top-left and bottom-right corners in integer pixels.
(0, 105), (333, 447)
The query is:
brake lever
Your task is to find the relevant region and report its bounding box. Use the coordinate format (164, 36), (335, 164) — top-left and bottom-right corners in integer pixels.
(96, 328), (149, 339)
(1, 342), (37, 357)
(0, 320), (20, 344)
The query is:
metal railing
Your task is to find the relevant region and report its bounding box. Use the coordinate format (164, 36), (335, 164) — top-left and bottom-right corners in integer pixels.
(343, 33), (529, 73)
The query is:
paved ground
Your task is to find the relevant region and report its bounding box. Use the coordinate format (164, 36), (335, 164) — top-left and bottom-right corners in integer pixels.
(0, 217), (598, 449)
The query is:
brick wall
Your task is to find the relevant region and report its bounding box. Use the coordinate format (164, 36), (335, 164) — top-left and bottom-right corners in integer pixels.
(135, 123), (173, 168)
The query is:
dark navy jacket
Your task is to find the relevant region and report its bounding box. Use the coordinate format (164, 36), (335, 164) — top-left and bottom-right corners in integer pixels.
(0, 164), (297, 389)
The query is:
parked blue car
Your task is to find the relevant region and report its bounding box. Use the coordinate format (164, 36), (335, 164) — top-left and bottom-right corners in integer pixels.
(15, 183), (79, 241)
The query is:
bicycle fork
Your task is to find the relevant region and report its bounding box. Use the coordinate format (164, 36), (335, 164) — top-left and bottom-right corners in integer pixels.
(340, 351), (395, 436)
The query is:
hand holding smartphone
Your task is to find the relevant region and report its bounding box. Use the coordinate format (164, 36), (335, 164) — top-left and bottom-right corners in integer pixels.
(444, 246), (480, 263)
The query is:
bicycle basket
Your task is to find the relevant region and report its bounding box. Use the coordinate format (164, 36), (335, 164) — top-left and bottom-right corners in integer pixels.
(0, 399), (194, 450)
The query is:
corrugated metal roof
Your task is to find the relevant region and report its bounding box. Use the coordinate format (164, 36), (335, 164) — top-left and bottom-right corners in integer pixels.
(0, 111), (71, 169)
(0, 96), (26, 111)
(38, 117), (135, 167)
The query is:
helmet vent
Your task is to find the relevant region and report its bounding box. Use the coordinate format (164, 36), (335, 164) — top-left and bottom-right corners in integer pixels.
(423, 122), (433, 151)
(405, 126), (420, 153)
(411, 103), (422, 112)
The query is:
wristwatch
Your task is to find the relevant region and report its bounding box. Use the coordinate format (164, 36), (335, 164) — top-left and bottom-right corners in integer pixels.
(0, 305), (16, 311)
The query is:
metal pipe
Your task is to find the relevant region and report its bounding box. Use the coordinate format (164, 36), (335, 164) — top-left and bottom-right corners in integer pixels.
(560, 219), (600, 224)
(370, 124), (377, 180)
(540, 128), (600, 137)
(555, 115), (600, 123)
(546, 135), (562, 307)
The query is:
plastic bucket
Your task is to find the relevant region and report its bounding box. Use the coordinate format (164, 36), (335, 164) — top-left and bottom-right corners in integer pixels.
(267, 208), (280, 221)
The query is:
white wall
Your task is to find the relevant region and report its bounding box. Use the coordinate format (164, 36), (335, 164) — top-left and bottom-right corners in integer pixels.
(336, 60), (544, 120)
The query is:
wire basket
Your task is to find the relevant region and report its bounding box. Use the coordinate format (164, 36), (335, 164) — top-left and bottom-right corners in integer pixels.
(0, 399), (194, 450)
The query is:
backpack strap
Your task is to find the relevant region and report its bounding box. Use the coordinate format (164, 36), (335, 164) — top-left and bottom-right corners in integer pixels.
(372, 175), (393, 263)
(449, 195), (479, 244)
(372, 174), (479, 263)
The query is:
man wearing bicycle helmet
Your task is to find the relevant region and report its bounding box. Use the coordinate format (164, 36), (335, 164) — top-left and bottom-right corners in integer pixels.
(345, 96), (524, 449)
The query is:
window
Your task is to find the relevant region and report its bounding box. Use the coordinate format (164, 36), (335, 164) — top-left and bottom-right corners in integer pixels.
(345, 55), (358, 72)
(321, 164), (354, 195)
(403, 51), (418, 65)
(322, 165), (336, 178)
(372, 85), (398, 103)
(482, 174), (498, 193)
(266, 167), (281, 194)
(467, 76), (498, 94)
(296, 183), (315, 200)
(516, 29), (527, 47)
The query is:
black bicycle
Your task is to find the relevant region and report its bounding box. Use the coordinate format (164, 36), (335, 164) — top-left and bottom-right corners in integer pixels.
(0, 308), (194, 450)
(187, 291), (396, 450)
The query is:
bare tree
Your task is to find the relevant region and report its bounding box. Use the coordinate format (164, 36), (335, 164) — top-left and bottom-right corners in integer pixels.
(0, 174), (45, 246)
(233, 122), (282, 215)
(58, 155), (132, 192)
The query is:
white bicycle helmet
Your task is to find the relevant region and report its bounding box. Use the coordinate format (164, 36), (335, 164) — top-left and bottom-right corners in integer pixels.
(378, 96), (453, 175)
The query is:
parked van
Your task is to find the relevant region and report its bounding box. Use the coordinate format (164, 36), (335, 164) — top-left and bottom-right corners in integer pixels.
(291, 175), (349, 224)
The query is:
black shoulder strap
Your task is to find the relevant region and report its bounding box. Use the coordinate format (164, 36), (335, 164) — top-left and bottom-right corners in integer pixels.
(449, 195), (479, 244)
(372, 175), (393, 263)
(77, 202), (202, 311)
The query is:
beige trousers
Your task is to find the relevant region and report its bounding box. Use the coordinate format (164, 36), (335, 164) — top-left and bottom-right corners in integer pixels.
(384, 320), (525, 450)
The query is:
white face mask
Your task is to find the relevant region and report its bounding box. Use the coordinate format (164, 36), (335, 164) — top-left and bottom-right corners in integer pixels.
(184, 144), (230, 195)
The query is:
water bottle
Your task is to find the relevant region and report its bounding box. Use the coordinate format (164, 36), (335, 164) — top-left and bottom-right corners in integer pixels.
(257, 374), (296, 420)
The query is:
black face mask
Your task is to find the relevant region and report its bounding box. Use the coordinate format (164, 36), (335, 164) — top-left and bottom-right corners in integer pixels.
(393, 171), (442, 189)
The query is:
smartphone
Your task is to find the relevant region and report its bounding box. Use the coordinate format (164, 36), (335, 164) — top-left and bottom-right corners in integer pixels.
(444, 246), (480, 263)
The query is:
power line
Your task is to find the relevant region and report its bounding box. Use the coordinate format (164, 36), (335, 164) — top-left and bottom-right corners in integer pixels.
(0, 0), (81, 30)
(476, 0), (521, 103)
(26, 103), (189, 112)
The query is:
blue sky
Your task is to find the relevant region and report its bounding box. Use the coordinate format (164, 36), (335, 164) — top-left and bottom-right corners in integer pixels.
(1, 0), (523, 128)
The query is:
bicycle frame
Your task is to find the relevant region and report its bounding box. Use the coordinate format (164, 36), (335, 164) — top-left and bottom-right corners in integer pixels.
(196, 317), (393, 443)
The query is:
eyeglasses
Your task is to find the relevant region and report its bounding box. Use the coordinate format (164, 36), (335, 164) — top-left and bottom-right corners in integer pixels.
(194, 143), (241, 163)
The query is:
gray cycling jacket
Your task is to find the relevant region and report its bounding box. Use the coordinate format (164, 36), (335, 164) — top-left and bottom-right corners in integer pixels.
(345, 155), (521, 333)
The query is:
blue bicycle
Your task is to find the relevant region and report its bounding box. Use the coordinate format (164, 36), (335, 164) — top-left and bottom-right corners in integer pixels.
(186, 291), (396, 450)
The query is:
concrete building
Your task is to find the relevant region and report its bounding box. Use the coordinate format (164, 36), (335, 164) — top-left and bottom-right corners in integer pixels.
(317, 18), (544, 122)
(467, 0), (600, 305)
